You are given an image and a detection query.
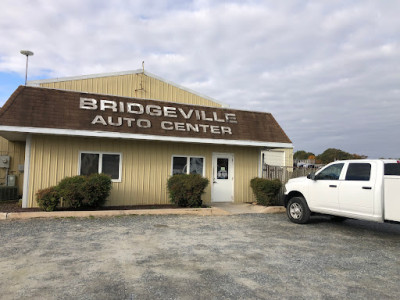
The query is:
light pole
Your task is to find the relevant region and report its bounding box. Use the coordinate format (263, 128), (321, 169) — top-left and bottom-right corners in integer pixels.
(20, 50), (34, 85)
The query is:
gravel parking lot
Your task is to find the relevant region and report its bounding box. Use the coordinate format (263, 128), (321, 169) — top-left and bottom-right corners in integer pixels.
(0, 213), (399, 299)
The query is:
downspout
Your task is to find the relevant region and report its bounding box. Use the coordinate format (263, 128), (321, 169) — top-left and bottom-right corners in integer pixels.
(22, 134), (32, 208)
(258, 150), (263, 178)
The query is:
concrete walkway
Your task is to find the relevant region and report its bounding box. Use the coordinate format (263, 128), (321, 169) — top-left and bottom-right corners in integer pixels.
(0, 203), (285, 220)
(211, 202), (285, 214)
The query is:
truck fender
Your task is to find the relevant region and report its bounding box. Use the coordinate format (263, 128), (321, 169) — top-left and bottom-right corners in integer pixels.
(284, 191), (306, 207)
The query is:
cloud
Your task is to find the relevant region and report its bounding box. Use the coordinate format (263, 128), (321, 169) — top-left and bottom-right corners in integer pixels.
(0, 0), (399, 158)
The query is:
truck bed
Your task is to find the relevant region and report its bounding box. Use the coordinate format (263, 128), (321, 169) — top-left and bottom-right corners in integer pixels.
(384, 176), (400, 222)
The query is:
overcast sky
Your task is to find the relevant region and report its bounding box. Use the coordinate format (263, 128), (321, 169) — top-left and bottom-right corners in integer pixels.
(1, 0), (399, 158)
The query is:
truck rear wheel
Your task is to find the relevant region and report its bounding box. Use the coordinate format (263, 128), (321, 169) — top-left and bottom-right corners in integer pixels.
(287, 197), (311, 224)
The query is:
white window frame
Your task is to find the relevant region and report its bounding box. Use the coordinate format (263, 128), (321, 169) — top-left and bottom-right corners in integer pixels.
(171, 155), (206, 176)
(78, 151), (122, 182)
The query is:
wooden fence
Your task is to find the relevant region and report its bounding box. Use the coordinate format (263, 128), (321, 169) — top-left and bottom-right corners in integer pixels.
(262, 165), (316, 183)
(262, 164), (321, 203)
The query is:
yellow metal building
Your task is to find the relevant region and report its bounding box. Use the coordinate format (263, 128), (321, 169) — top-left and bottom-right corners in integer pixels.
(26, 135), (261, 207)
(29, 69), (225, 107)
(0, 70), (293, 208)
(0, 138), (25, 194)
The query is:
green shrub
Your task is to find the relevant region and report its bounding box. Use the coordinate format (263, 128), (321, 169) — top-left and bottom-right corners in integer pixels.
(56, 174), (112, 208)
(167, 174), (209, 207)
(56, 175), (86, 208)
(36, 186), (60, 211)
(82, 173), (112, 207)
(250, 177), (282, 206)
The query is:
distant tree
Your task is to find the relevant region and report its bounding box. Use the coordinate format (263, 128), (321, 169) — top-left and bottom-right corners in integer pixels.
(315, 158), (323, 164)
(294, 150), (315, 160)
(316, 148), (367, 164)
(352, 153), (368, 160)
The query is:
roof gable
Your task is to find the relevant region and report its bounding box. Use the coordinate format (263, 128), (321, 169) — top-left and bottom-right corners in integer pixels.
(27, 69), (227, 108)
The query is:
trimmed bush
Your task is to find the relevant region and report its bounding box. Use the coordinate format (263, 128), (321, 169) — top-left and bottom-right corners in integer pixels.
(82, 173), (112, 207)
(56, 175), (86, 208)
(167, 174), (209, 207)
(35, 174), (112, 211)
(250, 177), (282, 206)
(36, 186), (60, 211)
(56, 174), (112, 208)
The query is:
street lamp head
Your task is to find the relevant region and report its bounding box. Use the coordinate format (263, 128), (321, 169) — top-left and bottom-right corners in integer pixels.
(20, 50), (34, 56)
(20, 50), (34, 85)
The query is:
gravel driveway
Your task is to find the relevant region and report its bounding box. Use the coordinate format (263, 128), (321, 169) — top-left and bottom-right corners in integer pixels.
(0, 214), (399, 299)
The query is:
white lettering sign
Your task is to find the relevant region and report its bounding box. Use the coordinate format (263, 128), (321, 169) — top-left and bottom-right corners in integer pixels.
(101, 100), (117, 112)
(80, 98), (97, 110)
(81, 98), (236, 135)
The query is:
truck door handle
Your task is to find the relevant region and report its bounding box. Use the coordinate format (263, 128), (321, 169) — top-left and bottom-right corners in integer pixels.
(329, 185), (337, 188)
(362, 187), (372, 190)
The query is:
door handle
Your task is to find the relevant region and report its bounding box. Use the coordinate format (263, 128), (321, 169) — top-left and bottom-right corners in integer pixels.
(329, 185), (337, 188)
(362, 187), (372, 190)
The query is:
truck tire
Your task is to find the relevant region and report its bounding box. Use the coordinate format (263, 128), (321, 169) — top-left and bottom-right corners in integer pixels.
(287, 196), (311, 224)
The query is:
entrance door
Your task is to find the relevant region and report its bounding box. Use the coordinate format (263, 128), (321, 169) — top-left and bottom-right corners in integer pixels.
(212, 153), (234, 202)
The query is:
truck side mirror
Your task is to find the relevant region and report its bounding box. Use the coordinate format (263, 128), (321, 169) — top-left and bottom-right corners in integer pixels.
(307, 172), (316, 180)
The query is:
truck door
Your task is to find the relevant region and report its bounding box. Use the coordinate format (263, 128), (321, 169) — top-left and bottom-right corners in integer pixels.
(308, 163), (344, 211)
(339, 162), (375, 216)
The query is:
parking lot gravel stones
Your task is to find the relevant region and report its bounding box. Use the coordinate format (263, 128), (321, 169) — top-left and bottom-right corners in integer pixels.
(0, 214), (399, 299)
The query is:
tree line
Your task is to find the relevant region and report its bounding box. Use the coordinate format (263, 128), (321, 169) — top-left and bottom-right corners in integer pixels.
(294, 148), (367, 164)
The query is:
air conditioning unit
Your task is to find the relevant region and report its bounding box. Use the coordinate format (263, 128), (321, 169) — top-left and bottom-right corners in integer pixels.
(0, 186), (18, 201)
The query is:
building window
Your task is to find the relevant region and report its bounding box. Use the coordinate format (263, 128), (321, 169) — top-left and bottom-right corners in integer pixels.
(172, 156), (205, 176)
(217, 158), (229, 179)
(79, 152), (122, 182)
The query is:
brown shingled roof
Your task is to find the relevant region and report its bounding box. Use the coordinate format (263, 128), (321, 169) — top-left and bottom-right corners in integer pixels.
(0, 86), (291, 145)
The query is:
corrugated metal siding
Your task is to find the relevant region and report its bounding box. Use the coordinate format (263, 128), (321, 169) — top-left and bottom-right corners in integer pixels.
(0, 137), (25, 194)
(234, 146), (259, 202)
(27, 135), (258, 207)
(285, 148), (294, 167)
(39, 73), (222, 107)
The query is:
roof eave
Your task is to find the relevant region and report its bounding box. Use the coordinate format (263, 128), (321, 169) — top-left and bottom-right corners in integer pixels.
(0, 126), (293, 149)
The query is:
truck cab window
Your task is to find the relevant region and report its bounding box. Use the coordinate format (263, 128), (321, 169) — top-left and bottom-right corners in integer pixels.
(345, 163), (371, 181)
(315, 163), (344, 180)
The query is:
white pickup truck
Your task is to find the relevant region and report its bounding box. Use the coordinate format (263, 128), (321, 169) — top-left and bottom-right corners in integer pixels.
(284, 159), (400, 224)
